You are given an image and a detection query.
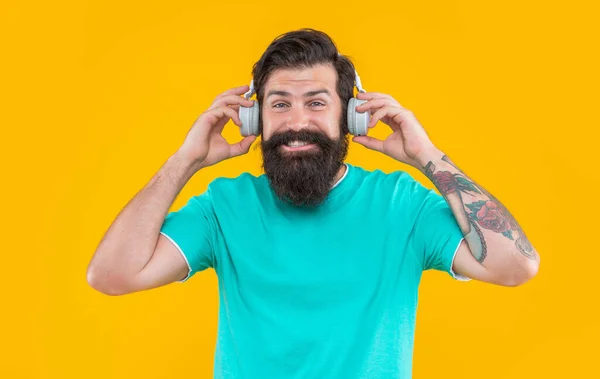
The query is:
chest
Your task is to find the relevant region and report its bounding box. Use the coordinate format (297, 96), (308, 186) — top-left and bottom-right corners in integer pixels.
(214, 209), (418, 312)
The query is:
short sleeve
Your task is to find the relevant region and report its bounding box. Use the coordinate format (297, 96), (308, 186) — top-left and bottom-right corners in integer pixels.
(409, 182), (471, 281)
(159, 190), (216, 282)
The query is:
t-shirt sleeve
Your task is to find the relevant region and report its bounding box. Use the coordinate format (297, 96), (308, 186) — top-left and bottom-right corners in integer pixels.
(159, 189), (216, 282)
(408, 180), (471, 281)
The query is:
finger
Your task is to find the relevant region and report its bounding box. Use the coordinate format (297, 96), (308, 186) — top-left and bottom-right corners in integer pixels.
(368, 106), (394, 129)
(208, 106), (242, 127)
(355, 98), (398, 113)
(216, 85), (250, 99)
(352, 135), (384, 152)
(210, 94), (255, 109)
(230, 135), (257, 157)
(356, 92), (394, 101)
(357, 92), (403, 108)
(368, 106), (408, 130)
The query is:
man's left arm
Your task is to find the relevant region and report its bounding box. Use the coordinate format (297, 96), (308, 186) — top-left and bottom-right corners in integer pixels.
(352, 91), (540, 286)
(417, 149), (540, 286)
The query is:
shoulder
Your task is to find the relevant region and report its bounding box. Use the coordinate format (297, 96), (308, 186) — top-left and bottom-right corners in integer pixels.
(208, 171), (265, 190)
(203, 171), (268, 204)
(348, 164), (437, 212)
(349, 164), (421, 191)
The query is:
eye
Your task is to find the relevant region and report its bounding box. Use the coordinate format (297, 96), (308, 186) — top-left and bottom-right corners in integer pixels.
(273, 103), (288, 108)
(310, 101), (325, 107)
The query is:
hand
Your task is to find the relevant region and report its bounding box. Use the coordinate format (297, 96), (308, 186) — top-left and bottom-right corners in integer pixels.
(176, 85), (257, 170)
(352, 92), (440, 169)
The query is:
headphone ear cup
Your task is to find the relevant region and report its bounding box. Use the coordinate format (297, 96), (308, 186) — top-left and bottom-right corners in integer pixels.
(347, 98), (370, 136)
(239, 102), (260, 136)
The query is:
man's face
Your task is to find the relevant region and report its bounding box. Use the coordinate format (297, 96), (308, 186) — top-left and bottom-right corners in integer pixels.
(260, 63), (349, 207)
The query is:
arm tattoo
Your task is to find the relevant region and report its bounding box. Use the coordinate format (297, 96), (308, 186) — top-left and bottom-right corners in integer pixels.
(424, 156), (535, 261)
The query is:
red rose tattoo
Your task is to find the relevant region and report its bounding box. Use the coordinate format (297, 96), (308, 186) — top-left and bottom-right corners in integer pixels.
(424, 155), (536, 261)
(475, 201), (512, 233)
(433, 171), (459, 195)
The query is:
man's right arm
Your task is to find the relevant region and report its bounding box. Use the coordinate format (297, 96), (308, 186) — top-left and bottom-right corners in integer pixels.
(86, 85), (257, 296)
(86, 152), (201, 296)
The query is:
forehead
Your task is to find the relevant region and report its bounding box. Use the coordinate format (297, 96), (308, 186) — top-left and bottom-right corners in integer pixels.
(263, 64), (337, 94)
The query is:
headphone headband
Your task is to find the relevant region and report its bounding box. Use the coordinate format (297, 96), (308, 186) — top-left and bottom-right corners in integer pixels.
(341, 52), (366, 94)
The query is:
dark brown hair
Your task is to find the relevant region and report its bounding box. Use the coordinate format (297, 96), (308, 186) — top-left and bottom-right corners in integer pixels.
(251, 28), (356, 135)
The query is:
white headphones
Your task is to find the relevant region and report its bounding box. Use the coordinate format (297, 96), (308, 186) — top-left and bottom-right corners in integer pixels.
(239, 55), (370, 137)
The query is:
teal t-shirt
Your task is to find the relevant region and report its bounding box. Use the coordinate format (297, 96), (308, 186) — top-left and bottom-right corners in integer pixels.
(160, 163), (469, 379)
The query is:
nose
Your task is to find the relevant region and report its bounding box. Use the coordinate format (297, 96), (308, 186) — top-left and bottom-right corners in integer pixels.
(285, 105), (310, 131)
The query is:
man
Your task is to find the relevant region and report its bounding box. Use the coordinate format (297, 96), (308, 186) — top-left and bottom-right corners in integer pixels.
(87, 29), (540, 378)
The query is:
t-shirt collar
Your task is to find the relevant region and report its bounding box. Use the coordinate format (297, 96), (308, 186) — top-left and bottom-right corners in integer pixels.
(331, 163), (349, 190)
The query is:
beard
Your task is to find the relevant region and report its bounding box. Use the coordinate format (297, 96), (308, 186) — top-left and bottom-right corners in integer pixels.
(260, 126), (349, 208)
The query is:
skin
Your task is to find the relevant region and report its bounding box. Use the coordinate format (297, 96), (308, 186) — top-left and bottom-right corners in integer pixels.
(87, 69), (355, 295)
(180, 63), (539, 286)
(352, 89), (540, 286)
(260, 64), (348, 183)
(87, 60), (539, 296)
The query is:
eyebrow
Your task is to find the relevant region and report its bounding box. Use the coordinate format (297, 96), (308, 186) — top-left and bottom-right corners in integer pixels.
(266, 89), (332, 99)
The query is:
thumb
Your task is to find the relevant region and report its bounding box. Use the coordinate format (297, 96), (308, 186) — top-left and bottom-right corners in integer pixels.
(352, 135), (384, 153)
(230, 135), (257, 157)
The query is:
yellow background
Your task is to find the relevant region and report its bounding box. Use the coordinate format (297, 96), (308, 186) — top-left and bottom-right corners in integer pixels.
(1, 0), (598, 377)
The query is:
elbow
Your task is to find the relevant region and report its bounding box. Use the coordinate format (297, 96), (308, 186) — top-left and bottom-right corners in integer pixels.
(86, 265), (129, 296)
(501, 254), (540, 287)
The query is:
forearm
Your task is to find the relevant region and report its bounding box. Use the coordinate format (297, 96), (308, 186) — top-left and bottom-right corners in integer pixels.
(86, 152), (200, 291)
(416, 149), (540, 279)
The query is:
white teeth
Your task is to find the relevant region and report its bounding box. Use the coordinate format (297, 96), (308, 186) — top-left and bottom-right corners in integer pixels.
(286, 141), (310, 147)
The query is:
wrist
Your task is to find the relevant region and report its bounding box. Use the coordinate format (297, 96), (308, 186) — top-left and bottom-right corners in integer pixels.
(415, 147), (445, 173)
(169, 151), (204, 179)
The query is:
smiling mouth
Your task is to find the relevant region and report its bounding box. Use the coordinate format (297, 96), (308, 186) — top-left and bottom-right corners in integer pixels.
(281, 141), (317, 152)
